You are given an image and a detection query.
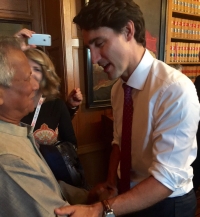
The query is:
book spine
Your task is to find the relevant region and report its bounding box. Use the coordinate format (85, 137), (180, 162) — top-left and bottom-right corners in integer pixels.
(186, 43), (189, 62)
(174, 18), (178, 38)
(188, 20), (192, 39)
(194, 0), (198, 14)
(185, 19), (189, 39)
(171, 17), (175, 38)
(178, 18), (182, 38)
(177, 42), (180, 62)
(174, 0), (178, 10)
(180, 42), (184, 62)
(192, 20), (196, 39)
(198, 0), (200, 14)
(170, 42), (173, 62)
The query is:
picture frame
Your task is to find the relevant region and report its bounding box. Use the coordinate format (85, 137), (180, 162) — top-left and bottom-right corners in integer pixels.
(134, 0), (167, 61)
(85, 0), (167, 108)
(0, 21), (31, 37)
(86, 49), (118, 108)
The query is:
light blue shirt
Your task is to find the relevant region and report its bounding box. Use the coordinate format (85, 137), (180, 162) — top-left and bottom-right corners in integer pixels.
(0, 120), (69, 216)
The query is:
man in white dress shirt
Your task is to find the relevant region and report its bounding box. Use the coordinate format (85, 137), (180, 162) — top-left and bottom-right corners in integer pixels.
(55, 0), (200, 216)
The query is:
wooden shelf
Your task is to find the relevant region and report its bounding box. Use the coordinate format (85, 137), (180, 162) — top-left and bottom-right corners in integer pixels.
(167, 62), (200, 65)
(171, 37), (200, 42)
(165, 1), (200, 66)
(172, 10), (200, 19)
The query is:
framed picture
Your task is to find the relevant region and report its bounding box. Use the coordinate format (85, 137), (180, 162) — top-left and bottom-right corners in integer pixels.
(134, 0), (167, 61)
(85, 0), (167, 108)
(0, 21), (31, 37)
(86, 49), (118, 108)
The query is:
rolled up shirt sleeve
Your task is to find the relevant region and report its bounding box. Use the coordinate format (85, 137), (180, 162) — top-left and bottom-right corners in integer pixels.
(149, 80), (200, 194)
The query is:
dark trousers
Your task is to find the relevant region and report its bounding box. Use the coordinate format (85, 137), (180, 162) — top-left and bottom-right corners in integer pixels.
(192, 122), (200, 192)
(123, 190), (196, 217)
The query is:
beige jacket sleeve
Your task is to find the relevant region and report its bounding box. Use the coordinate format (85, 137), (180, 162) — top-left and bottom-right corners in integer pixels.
(0, 154), (69, 217)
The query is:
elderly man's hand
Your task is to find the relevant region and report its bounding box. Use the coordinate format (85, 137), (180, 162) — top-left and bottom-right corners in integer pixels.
(55, 203), (103, 217)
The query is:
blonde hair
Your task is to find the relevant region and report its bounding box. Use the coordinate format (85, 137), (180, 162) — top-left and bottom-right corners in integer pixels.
(24, 49), (60, 100)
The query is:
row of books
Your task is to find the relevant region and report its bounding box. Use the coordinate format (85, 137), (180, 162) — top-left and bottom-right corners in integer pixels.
(182, 65), (200, 82)
(172, 0), (200, 14)
(169, 42), (200, 62)
(171, 18), (200, 39)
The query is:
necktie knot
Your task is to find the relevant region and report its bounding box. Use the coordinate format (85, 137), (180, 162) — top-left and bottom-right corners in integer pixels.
(123, 83), (132, 93)
(123, 84), (133, 99)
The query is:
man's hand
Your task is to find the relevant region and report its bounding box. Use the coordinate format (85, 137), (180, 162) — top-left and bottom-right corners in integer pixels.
(67, 88), (83, 108)
(14, 28), (36, 51)
(87, 181), (118, 204)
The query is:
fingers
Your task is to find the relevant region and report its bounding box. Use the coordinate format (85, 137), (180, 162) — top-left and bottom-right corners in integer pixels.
(74, 87), (80, 92)
(14, 29), (36, 51)
(66, 88), (83, 108)
(73, 88), (83, 101)
(73, 88), (81, 96)
(14, 28), (35, 38)
(70, 88), (83, 102)
(69, 89), (77, 96)
(54, 206), (74, 216)
(21, 44), (36, 51)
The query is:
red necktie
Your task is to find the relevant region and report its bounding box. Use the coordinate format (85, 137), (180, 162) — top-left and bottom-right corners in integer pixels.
(119, 84), (133, 193)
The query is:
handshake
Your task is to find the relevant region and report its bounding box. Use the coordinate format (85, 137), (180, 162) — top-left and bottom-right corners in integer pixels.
(87, 182), (118, 204)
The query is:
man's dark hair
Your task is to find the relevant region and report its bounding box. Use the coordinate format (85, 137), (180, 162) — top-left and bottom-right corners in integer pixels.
(73, 0), (146, 47)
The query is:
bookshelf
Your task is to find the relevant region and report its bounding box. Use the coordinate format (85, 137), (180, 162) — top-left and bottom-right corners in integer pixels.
(165, 0), (200, 82)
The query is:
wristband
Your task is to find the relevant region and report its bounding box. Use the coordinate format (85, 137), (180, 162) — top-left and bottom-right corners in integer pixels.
(101, 200), (115, 217)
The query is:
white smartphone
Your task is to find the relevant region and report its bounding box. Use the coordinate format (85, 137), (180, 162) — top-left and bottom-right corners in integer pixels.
(28, 34), (51, 46)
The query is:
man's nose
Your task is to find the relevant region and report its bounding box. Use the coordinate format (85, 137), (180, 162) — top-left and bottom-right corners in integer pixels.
(30, 76), (39, 91)
(90, 50), (101, 64)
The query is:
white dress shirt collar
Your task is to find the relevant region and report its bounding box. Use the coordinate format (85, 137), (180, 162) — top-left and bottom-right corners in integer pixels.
(126, 49), (154, 90)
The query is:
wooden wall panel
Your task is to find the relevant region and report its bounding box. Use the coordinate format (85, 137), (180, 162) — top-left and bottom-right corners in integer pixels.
(30, 0), (43, 33)
(71, 0), (82, 39)
(0, 0), (30, 15)
(61, 0), (74, 95)
(0, 0), (43, 34)
(62, 0), (113, 151)
(79, 149), (110, 186)
(72, 47), (83, 94)
(71, 45), (107, 148)
(47, 46), (65, 96)
(42, 0), (66, 98)
(59, 0), (113, 185)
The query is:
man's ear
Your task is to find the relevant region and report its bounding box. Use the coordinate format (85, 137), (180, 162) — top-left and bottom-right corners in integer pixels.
(124, 20), (135, 41)
(0, 88), (4, 105)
